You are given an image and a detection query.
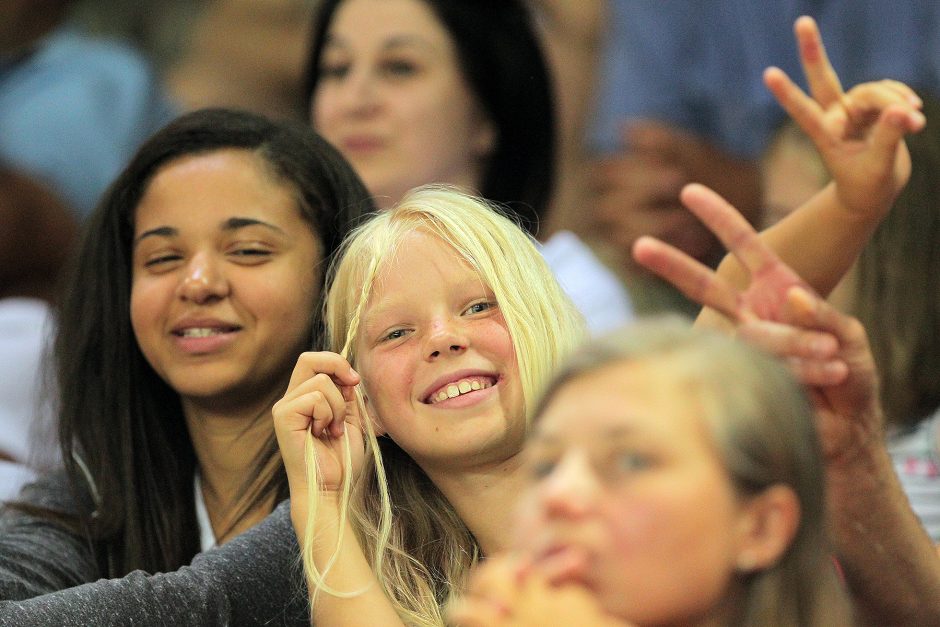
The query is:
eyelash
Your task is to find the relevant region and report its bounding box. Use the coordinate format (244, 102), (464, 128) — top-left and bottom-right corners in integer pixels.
(381, 328), (411, 342)
(464, 300), (494, 315)
(141, 247), (272, 269)
(319, 59), (419, 81)
(143, 254), (182, 268)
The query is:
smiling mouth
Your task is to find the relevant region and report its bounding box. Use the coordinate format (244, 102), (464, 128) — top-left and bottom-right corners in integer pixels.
(174, 326), (241, 338)
(424, 375), (498, 404)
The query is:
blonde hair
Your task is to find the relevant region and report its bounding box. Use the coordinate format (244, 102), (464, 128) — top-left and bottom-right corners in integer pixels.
(304, 185), (586, 624)
(534, 318), (852, 626)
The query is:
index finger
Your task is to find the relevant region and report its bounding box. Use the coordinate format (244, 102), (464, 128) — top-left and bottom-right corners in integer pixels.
(287, 351), (360, 391)
(795, 15), (844, 107)
(679, 183), (779, 277)
(632, 235), (743, 321)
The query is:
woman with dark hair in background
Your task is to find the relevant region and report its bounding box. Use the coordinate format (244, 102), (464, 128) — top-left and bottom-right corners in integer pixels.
(0, 108), (375, 625)
(303, 0), (636, 335)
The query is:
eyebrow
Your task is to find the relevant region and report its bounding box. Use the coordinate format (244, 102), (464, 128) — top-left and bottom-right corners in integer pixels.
(363, 275), (490, 330)
(324, 33), (438, 55)
(534, 424), (639, 445)
(133, 217), (286, 247)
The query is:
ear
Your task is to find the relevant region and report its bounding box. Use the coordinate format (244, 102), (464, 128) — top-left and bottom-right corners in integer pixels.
(733, 484), (801, 573)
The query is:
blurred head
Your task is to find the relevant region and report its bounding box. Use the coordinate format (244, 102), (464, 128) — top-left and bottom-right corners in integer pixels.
(54, 108), (373, 573)
(517, 319), (846, 626)
(305, 0), (554, 231)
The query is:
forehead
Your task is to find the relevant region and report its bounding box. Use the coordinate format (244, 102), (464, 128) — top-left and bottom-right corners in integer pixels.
(536, 361), (712, 447)
(369, 229), (484, 298)
(133, 149), (303, 232)
(327, 0), (453, 50)
(354, 229), (493, 337)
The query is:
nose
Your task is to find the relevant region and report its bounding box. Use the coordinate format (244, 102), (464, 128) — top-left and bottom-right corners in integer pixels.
(176, 252), (229, 304)
(346, 66), (385, 117)
(539, 453), (599, 519)
(424, 318), (468, 361)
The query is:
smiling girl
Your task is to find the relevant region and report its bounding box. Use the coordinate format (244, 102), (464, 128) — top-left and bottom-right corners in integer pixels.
(0, 108), (374, 625)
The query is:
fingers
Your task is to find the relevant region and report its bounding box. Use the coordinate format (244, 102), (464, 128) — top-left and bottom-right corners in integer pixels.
(794, 15), (843, 107)
(781, 285), (866, 346)
(286, 351), (359, 392)
(843, 81), (925, 128)
(446, 599), (508, 627)
(764, 66), (831, 147)
(865, 105), (923, 163)
(678, 183), (777, 276)
(277, 352), (361, 440)
(632, 235), (742, 320)
(737, 318), (848, 386)
(737, 319), (839, 360)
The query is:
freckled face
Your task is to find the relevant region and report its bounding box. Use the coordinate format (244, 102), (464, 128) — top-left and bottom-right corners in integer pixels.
(354, 230), (523, 471)
(312, 0), (495, 208)
(130, 149), (321, 411)
(516, 362), (750, 626)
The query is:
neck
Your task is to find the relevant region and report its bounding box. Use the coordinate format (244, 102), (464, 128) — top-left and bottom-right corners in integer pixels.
(423, 452), (528, 556)
(183, 396), (277, 542)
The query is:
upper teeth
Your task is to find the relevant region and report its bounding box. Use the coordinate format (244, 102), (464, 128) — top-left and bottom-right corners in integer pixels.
(180, 328), (227, 338)
(430, 377), (492, 403)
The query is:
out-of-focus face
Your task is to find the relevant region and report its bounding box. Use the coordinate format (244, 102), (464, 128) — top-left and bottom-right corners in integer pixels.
(354, 230), (523, 473)
(312, 0), (495, 208)
(130, 149), (321, 413)
(516, 361), (753, 626)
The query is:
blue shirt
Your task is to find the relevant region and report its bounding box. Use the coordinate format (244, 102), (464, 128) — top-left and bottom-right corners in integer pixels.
(591, 0), (940, 159)
(0, 27), (178, 219)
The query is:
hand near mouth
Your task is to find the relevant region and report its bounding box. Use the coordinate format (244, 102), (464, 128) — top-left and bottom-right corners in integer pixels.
(447, 554), (630, 627)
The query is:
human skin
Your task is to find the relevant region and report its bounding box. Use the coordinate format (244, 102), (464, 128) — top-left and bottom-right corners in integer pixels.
(512, 363), (784, 626)
(130, 148), (321, 541)
(311, 0), (494, 208)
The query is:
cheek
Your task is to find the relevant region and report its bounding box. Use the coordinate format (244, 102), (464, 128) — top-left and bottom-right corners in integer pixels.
(311, 86), (335, 126)
(129, 277), (165, 343)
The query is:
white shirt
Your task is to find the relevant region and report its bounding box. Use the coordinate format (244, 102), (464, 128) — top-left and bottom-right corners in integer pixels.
(194, 473), (218, 552)
(539, 231), (635, 335)
(0, 298), (55, 500)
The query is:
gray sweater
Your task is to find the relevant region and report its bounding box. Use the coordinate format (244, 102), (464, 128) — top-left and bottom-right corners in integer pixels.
(0, 472), (310, 626)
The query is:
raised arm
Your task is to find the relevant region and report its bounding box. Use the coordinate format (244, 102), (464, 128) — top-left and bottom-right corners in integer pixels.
(707, 16), (923, 326)
(273, 351), (405, 626)
(632, 190), (940, 626)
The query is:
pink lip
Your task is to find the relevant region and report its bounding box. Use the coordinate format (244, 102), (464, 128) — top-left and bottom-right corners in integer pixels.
(169, 318), (242, 355)
(173, 331), (239, 355)
(341, 135), (385, 153)
(420, 369), (500, 404)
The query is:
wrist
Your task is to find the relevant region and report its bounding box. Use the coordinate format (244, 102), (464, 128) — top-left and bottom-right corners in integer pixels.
(832, 181), (895, 223)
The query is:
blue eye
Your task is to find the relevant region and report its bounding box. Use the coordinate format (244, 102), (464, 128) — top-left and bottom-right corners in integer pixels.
(464, 301), (494, 315)
(382, 328), (410, 342)
(615, 452), (651, 473)
(529, 459), (556, 480)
